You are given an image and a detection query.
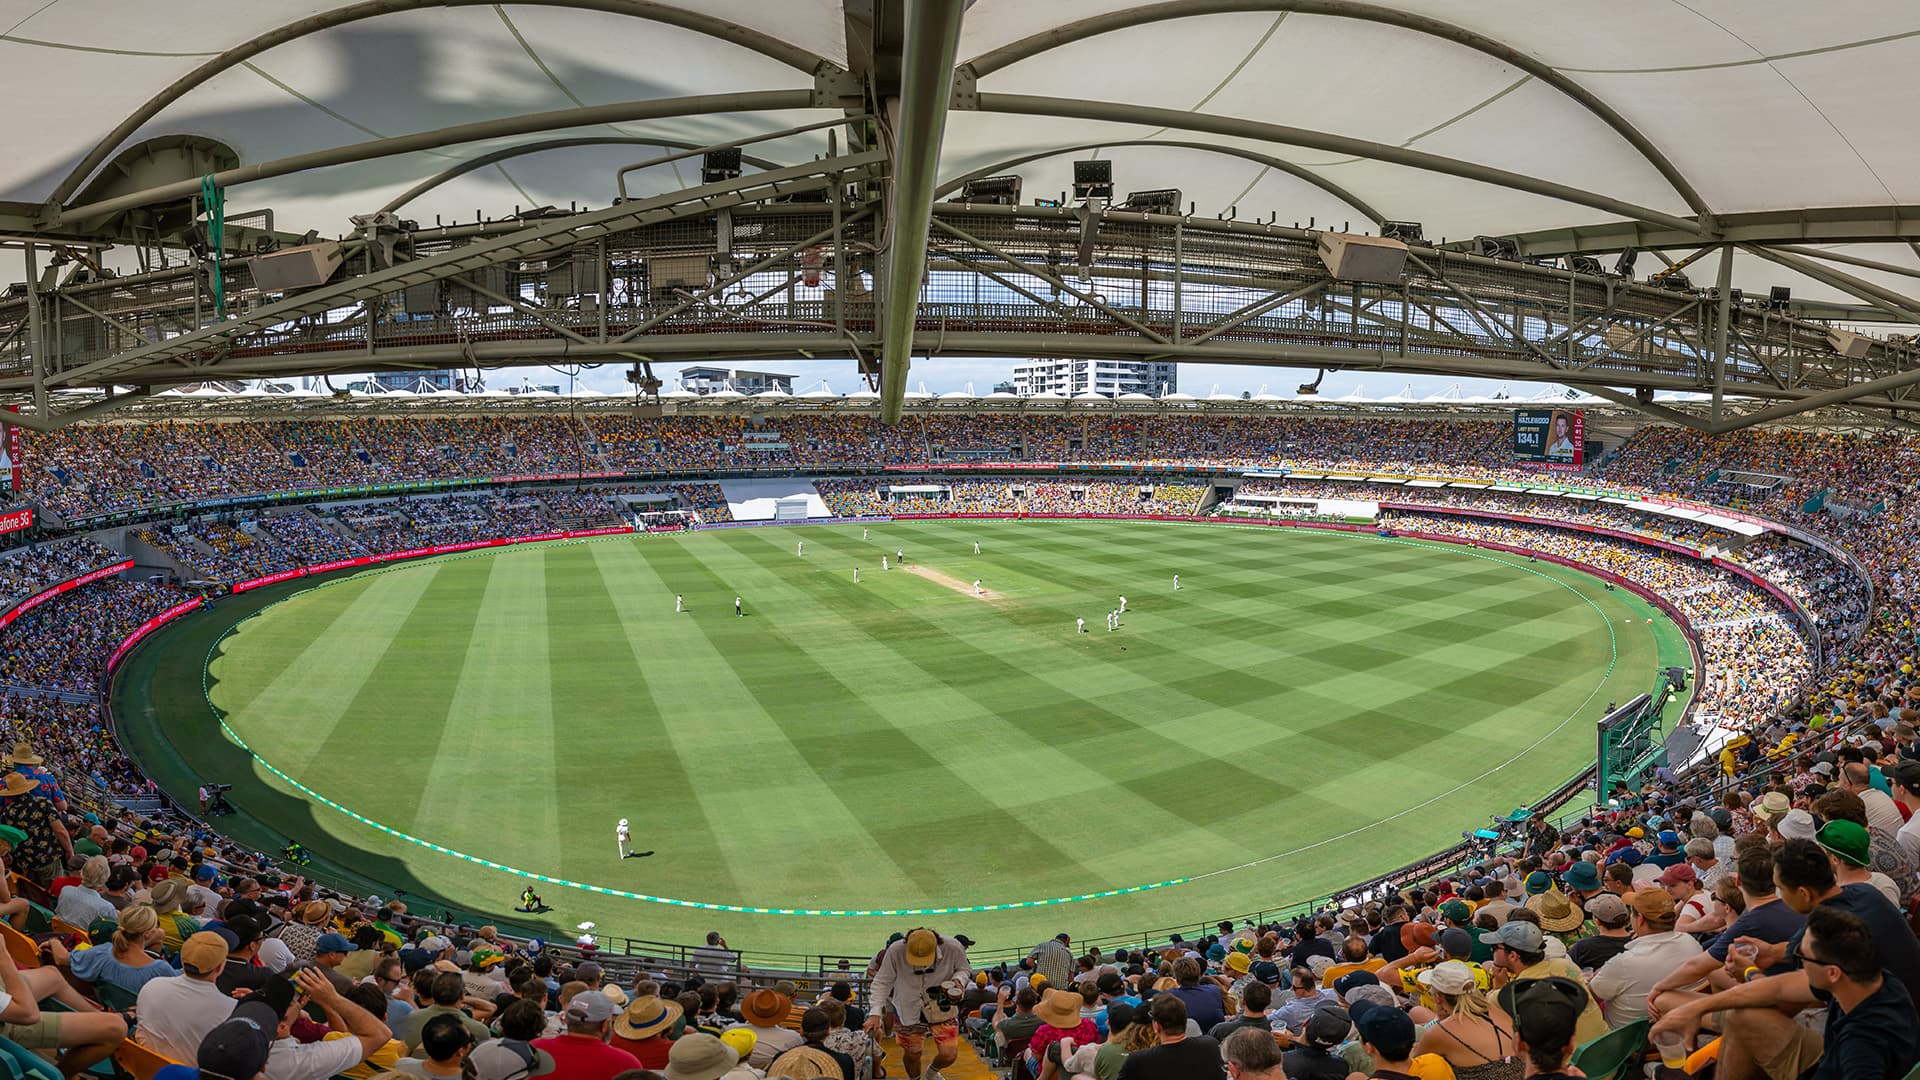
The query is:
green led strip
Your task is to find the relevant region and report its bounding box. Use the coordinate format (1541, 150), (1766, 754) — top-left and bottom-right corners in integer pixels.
(187, 525), (1628, 917)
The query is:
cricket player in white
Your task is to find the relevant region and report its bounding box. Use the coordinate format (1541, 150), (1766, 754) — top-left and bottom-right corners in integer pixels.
(973, 541), (980, 555)
(674, 594), (682, 613)
(734, 596), (743, 617)
(616, 819), (630, 858)
(1076, 617), (1085, 633)
(797, 540), (804, 557)
(973, 579), (981, 596)
(1173, 574), (1180, 590)
(865, 929), (970, 1080)
(1118, 595), (1127, 613)
(882, 556), (889, 570)
(853, 568), (860, 583)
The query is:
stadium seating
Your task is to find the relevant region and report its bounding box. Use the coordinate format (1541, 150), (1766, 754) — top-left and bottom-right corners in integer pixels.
(0, 408), (1916, 1077)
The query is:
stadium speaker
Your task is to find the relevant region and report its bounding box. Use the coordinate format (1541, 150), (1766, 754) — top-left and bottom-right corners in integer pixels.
(249, 241), (343, 292)
(650, 254), (709, 293)
(402, 281), (440, 315)
(1827, 328), (1873, 359)
(1315, 232), (1409, 284)
(1380, 220), (1424, 244)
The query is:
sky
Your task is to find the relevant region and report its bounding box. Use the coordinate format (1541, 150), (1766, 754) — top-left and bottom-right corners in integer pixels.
(477, 359), (1542, 400)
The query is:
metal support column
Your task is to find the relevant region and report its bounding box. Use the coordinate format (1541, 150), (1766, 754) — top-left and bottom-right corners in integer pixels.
(878, 0), (967, 424)
(23, 243), (47, 418)
(1710, 245), (1733, 424)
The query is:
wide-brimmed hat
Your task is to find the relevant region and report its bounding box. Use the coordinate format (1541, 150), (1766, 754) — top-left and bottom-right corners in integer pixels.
(0, 773), (38, 798)
(149, 878), (189, 913)
(7, 743), (42, 767)
(1035, 988), (1082, 1029)
(1417, 960), (1477, 996)
(1527, 888), (1585, 934)
(741, 988), (790, 1026)
(1754, 791), (1791, 822)
(662, 1033), (739, 1080)
(614, 995), (683, 1041)
(299, 900), (332, 925)
(1561, 861), (1601, 893)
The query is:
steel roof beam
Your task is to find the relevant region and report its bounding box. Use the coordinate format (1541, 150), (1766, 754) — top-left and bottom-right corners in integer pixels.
(973, 94), (1709, 238)
(1485, 206), (1920, 257)
(377, 137), (783, 214)
(936, 139), (1387, 227)
(961, 0), (1712, 224)
(47, 0), (840, 209)
(877, 0), (967, 424)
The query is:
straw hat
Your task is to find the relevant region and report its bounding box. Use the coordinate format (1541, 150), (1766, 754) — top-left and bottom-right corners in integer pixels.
(299, 900), (333, 926)
(0, 773), (38, 798)
(1035, 988), (1082, 1029)
(7, 743), (42, 767)
(614, 995), (683, 1041)
(1526, 888), (1586, 934)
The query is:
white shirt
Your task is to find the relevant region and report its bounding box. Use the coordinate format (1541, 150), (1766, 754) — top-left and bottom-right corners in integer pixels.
(1861, 788), (1907, 841)
(868, 936), (972, 1027)
(135, 975), (237, 1062)
(186, 883), (223, 919)
(267, 1032), (365, 1080)
(1586, 931), (1703, 1027)
(1897, 812), (1920, 865)
(54, 885), (115, 928)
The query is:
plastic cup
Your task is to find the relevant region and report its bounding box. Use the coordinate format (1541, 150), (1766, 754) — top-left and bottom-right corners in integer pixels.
(1653, 1030), (1688, 1068)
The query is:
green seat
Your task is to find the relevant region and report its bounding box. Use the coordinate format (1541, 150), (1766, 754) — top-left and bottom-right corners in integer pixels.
(0, 1036), (61, 1080)
(93, 982), (137, 1014)
(1570, 1018), (1650, 1080)
(19, 907), (51, 936)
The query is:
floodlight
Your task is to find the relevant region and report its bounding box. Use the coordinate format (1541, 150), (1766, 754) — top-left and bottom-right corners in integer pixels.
(955, 175), (1022, 205)
(1613, 248), (1638, 277)
(1380, 221), (1424, 244)
(1657, 271), (1693, 291)
(1568, 255), (1604, 276)
(1768, 285), (1791, 311)
(701, 148), (743, 184)
(1473, 235), (1520, 261)
(1120, 188), (1182, 213)
(1072, 160), (1113, 201)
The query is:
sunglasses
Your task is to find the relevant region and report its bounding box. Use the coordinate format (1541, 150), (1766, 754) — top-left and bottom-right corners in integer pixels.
(1786, 940), (1832, 968)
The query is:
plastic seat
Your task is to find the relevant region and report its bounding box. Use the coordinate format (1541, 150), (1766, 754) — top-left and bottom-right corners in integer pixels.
(0, 1037), (59, 1080)
(113, 1039), (187, 1080)
(1569, 1017), (1650, 1080)
(0, 925), (39, 970)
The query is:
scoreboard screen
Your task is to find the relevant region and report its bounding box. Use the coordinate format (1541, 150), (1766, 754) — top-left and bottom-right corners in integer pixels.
(1514, 409), (1584, 470)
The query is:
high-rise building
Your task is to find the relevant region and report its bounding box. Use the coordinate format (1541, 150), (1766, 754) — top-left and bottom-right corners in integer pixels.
(1010, 359), (1176, 398)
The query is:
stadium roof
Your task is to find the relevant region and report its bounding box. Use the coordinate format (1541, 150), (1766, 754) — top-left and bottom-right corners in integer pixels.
(5, 2), (1920, 431)
(1, 2), (1912, 237)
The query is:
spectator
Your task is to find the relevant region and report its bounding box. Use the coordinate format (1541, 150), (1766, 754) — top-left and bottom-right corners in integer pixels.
(1208, 980), (1273, 1044)
(1221, 1025), (1285, 1080)
(1412, 960), (1518, 1079)
(610, 992), (682, 1070)
(403, 972), (493, 1053)
(1115, 994), (1223, 1080)
(1586, 889), (1702, 1026)
(531, 990), (640, 1080)
(386, 1012), (473, 1077)
(137, 931), (237, 1062)
(1508, 977), (1587, 1079)
(768, 1007), (855, 1080)
(1482, 922), (1608, 1048)
(61, 902), (176, 996)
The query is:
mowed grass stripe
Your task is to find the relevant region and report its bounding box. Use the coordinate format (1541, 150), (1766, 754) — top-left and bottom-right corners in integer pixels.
(671, 532), (1111, 901)
(711, 526), (1279, 884)
(600, 538), (935, 906)
(413, 550), (557, 853)
(573, 540), (766, 903)
(211, 565), (449, 777)
(297, 561), (492, 820)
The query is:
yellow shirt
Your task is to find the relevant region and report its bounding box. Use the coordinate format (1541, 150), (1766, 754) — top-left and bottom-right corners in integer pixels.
(327, 1033), (404, 1079)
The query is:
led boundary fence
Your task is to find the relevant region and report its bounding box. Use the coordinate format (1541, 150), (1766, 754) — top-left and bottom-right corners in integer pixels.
(150, 518), (1630, 923)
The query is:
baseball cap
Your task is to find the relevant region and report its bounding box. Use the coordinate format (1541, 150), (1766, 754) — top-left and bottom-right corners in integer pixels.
(1416, 960), (1476, 996)
(315, 932), (356, 954)
(1892, 761), (1920, 793)
(1511, 977), (1586, 1055)
(1656, 864), (1696, 888)
(1625, 827), (1645, 839)
(1817, 819), (1872, 867)
(1437, 927), (1475, 961)
(565, 991), (616, 1024)
(573, 960), (602, 984)
(1656, 830), (1681, 848)
(953, 935), (977, 949)
(1630, 889), (1677, 926)
(905, 929), (938, 967)
(1810, 761), (1836, 777)
(417, 935), (452, 954)
(1438, 900), (1472, 924)
(1354, 1000), (1416, 1050)
(1332, 970), (1379, 997)
(467, 1038), (557, 1080)
(198, 1001), (278, 1079)
(194, 864), (218, 883)
(179, 931), (231, 977)
(1303, 1004), (1351, 1048)
(1584, 893), (1630, 928)
(1480, 921), (1543, 953)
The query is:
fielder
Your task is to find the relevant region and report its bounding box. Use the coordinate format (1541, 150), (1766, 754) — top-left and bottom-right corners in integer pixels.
(973, 541), (980, 555)
(973, 579), (982, 596)
(734, 596), (743, 617)
(1118, 595), (1127, 613)
(675, 594), (683, 613)
(863, 527), (869, 540)
(853, 568), (860, 583)
(882, 556), (890, 571)
(1173, 574), (1181, 590)
(797, 540), (805, 557)
(616, 819), (630, 858)
(1076, 617), (1086, 633)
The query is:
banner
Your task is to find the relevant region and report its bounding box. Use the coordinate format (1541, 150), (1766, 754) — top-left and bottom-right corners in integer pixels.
(0, 508), (30, 536)
(2, 406), (18, 493)
(107, 598), (204, 672)
(0, 560), (133, 630)
(1513, 409), (1584, 471)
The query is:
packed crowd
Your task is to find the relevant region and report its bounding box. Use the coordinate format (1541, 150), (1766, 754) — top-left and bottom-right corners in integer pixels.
(0, 538), (122, 611)
(0, 580), (187, 695)
(816, 478), (1206, 518)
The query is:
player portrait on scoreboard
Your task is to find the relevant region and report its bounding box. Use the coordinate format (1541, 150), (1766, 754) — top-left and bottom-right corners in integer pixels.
(1546, 410), (1579, 460)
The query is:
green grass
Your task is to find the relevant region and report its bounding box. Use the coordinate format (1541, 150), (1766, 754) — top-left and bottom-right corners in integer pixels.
(114, 521), (1692, 958)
